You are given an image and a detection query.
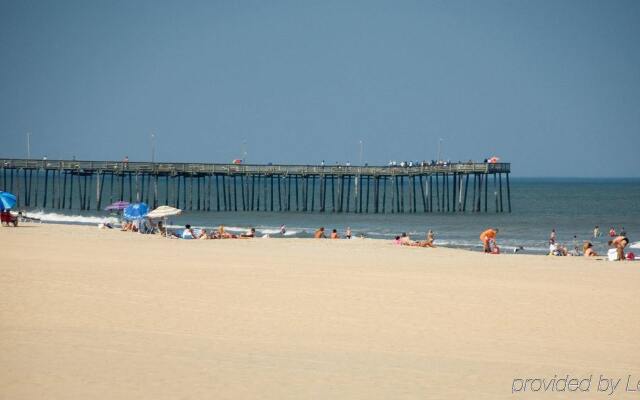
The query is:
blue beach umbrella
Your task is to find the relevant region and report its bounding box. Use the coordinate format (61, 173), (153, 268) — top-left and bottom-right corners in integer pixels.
(0, 191), (17, 211)
(123, 202), (149, 220)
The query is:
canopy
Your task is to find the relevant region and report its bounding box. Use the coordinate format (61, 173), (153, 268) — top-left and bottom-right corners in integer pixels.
(104, 200), (130, 211)
(147, 205), (182, 219)
(123, 202), (149, 220)
(0, 191), (17, 211)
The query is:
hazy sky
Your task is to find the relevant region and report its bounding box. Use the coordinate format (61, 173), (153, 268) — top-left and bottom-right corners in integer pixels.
(1, 0), (639, 176)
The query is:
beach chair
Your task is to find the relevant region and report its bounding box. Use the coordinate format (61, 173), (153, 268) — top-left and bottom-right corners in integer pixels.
(1, 211), (18, 227)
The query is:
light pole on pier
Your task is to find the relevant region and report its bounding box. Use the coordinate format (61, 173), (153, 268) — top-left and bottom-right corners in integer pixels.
(242, 140), (247, 162)
(437, 138), (443, 162)
(359, 140), (363, 165)
(151, 132), (156, 163)
(26, 132), (31, 160)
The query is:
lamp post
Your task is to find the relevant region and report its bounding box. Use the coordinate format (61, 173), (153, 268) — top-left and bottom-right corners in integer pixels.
(359, 140), (363, 165)
(437, 138), (443, 162)
(242, 140), (247, 162)
(150, 132), (156, 163)
(26, 132), (31, 160)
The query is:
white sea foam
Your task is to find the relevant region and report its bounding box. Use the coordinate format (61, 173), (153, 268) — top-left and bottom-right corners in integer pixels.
(25, 211), (119, 225)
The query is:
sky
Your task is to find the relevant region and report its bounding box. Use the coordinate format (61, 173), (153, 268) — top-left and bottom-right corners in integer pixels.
(0, 0), (639, 177)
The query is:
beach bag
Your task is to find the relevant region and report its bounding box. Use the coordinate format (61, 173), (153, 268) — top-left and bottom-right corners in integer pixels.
(627, 252), (635, 261)
(607, 248), (618, 261)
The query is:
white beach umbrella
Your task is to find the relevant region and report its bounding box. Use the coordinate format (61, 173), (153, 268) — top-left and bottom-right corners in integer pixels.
(147, 206), (182, 237)
(147, 205), (182, 219)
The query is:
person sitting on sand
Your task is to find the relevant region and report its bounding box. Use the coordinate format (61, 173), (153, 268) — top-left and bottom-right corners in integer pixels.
(330, 229), (340, 239)
(393, 236), (402, 245)
(609, 236), (629, 261)
(157, 220), (167, 236)
(480, 228), (498, 253)
(218, 225), (234, 239)
(549, 242), (568, 256)
(182, 224), (196, 239)
(583, 242), (598, 257)
(241, 228), (256, 238)
(425, 230), (435, 247)
(314, 227), (326, 238)
(399, 232), (412, 245)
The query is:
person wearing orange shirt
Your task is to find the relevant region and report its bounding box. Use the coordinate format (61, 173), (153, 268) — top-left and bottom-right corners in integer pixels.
(480, 228), (499, 253)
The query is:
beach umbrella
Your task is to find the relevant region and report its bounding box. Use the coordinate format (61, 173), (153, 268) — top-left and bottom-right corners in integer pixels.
(147, 205), (182, 219)
(0, 191), (17, 211)
(630, 241), (640, 250)
(104, 200), (130, 211)
(123, 202), (149, 220)
(147, 205), (182, 238)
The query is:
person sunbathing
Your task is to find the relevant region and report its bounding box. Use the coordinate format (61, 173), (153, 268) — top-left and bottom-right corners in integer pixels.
(241, 228), (256, 238)
(399, 232), (412, 245)
(182, 224), (196, 239)
(583, 242), (598, 257)
(215, 225), (235, 238)
(423, 230), (436, 247)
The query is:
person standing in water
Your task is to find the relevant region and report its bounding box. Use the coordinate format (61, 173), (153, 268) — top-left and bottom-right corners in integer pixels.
(345, 227), (352, 239)
(593, 225), (601, 238)
(550, 229), (557, 244)
(279, 225), (286, 236)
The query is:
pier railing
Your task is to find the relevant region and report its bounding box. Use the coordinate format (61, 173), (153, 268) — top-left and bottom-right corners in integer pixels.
(1, 159), (510, 176)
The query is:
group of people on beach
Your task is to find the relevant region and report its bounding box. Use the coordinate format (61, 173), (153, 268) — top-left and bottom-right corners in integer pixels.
(549, 227), (632, 260)
(392, 230), (436, 247)
(313, 227), (353, 239)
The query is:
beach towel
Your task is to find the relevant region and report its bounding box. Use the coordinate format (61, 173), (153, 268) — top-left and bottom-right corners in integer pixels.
(607, 248), (618, 261)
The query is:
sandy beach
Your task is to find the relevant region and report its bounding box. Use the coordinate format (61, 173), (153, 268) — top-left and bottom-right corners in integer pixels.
(1, 223), (639, 399)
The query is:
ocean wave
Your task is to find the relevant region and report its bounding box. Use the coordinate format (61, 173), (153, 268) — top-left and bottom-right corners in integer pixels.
(24, 211), (119, 225)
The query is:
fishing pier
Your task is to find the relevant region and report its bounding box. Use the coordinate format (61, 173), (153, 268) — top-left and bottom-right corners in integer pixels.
(1, 159), (511, 213)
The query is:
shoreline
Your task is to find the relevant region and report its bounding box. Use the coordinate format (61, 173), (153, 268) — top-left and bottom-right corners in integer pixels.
(9, 218), (601, 257)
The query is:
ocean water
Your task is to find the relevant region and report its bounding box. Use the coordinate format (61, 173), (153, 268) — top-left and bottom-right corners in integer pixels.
(6, 178), (640, 255)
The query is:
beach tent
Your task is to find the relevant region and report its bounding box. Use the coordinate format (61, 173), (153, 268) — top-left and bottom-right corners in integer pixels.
(0, 191), (17, 211)
(123, 202), (149, 220)
(147, 205), (182, 238)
